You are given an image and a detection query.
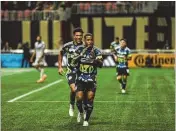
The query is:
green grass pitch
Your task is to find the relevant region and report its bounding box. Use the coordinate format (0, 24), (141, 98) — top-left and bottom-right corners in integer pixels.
(1, 68), (175, 131)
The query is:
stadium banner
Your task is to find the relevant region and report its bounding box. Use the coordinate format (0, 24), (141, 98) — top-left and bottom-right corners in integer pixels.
(1, 53), (174, 68)
(1, 15), (175, 50)
(1, 53), (24, 68)
(128, 53), (175, 68)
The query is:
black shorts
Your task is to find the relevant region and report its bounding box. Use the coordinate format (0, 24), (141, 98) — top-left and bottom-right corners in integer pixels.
(116, 68), (129, 76)
(66, 73), (76, 85)
(76, 80), (96, 93)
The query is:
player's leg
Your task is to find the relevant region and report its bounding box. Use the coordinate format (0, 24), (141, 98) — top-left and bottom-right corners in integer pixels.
(122, 75), (127, 91)
(121, 68), (129, 93)
(69, 83), (76, 116)
(36, 65), (47, 83)
(76, 81), (84, 122)
(67, 73), (77, 117)
(117, 72), (123, 90)
(83, 82), (96, 126)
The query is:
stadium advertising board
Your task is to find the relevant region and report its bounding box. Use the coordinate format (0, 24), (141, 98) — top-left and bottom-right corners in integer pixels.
(128, 53), (175, 68)
(1, 53), (174, 68)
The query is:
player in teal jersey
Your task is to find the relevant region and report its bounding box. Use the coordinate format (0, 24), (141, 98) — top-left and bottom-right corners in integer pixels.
(114, 39), (132, 93)
(70, 33), (103, 126)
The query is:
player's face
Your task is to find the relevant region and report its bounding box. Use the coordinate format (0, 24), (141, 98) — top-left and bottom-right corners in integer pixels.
(74, 32), (83, 44)
(85, 36), (93, 47)
(36, 36), (41, 41)
(120, 40), (127, 48)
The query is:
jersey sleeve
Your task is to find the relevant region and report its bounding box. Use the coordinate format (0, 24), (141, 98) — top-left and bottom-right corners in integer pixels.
(95, 48), (103, 60)
(60, 44), (68, 55)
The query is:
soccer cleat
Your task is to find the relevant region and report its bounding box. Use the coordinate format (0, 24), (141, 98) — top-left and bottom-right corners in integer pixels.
(69, 104), (74, 117)
(83, 121), (89, 126)
(42, 74), (47, 81)
(121, 89), (126, 94)
(77, 112), (83, 123)
(36, 78), (43, 83)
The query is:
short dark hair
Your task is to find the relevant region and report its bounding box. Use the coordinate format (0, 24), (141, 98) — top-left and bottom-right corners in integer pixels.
(120, 38), (127, 43)
(115, 37), (119, 40)
(73, 27), (84, 34)
(84, 33), (93, 39)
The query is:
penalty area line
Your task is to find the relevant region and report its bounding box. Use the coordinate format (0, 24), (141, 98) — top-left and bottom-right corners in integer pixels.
(7, 79), (63, 103)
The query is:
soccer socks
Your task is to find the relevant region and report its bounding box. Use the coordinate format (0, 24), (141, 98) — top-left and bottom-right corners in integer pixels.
(40, 68), (44, 78)
(36, 67), (45, 79)
(70, 92), (76, 105)
(85, 101), (93, 121)
(122, 79), (127, 89)
(118, 78), (123, 88)
(76, 99), (83, 113)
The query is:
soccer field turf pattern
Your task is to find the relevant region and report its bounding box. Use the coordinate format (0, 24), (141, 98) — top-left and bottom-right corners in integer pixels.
(1, 68), (175, 131)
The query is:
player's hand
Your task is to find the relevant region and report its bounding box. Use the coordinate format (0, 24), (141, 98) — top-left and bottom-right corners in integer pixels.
(58, 67), (65, 76)
(30, 58), (33, 63)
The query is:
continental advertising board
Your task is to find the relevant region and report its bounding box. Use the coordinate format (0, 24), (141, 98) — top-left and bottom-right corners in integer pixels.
(128, 53), (175, 68)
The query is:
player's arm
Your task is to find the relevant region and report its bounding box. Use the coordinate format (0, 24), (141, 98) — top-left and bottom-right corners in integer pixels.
(93, 49), (103, 68)
(58, 48), (65, 75)
(124, 49), (132, 61)
(30, 50), (36, 63)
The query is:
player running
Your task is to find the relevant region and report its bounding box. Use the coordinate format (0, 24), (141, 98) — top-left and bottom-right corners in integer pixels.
(70, 33), (103, 126)
(58, 27), (84, 117)
(30, 35), (47, 83)
(114, 38), (131, 93)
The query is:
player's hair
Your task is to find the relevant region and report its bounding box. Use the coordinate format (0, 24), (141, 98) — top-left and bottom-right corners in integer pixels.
(115, 37), (119, 40)
(84, 33), (93, 39)
(37, 35), (42, 39)
(73, 27), (84, 34)
(120, 38), (127, 43)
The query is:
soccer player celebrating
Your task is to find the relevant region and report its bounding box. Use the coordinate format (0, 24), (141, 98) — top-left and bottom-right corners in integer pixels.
(71, 33), (103, 126)
(58, 27), (84, 117)
(114, 39), (131, 94)
(30, 35), (47, 83)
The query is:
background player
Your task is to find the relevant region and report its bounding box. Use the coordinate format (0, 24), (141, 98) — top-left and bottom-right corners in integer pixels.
(30, 35), (47, 83)
(71, 33), (103, 126)
(114, 39), (131, 93)
(58, 27), (84, 117)
(110, 36), (120, 53)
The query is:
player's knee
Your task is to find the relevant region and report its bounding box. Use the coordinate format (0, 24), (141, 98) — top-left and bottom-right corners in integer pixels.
(76, 93), (83, 101)
(70, 84), (76, 92)
(117, 76), (122, 81)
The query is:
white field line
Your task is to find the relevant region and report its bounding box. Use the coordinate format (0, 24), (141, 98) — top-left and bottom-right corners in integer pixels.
(11, 100), (175, 104)
(7, 79), (63, 102)
(1, 69), (35, 77)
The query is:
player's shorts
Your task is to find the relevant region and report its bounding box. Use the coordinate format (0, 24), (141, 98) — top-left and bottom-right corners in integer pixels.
(116, 67), (129, 76)
(32, 58), (47, 67)
(66, 73), (77, 85)
(75, 80), (96, 93)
